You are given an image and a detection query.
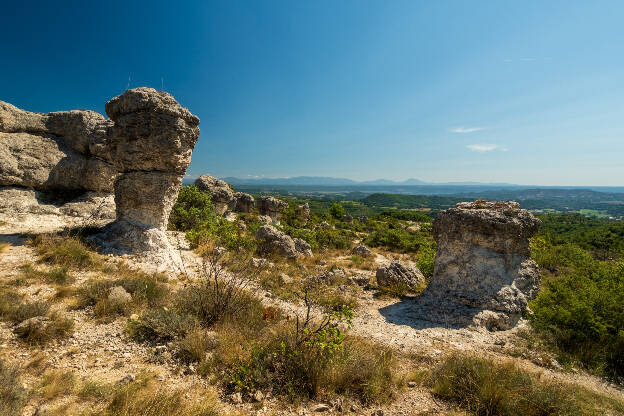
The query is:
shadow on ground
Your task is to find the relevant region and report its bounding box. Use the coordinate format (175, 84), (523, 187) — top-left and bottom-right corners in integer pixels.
(378, 293), (481, 330)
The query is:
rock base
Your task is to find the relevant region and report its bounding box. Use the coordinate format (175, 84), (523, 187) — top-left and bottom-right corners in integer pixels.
(91, 219), (184, 273)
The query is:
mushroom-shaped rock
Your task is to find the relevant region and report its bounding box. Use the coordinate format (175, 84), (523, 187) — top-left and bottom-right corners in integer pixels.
(93, 88), (200, 272)
(424, 200), (541, 330)
(195, 174), (235, 214)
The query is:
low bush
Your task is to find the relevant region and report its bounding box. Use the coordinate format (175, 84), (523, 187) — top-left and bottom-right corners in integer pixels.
(79, 273), (169, 318)
(213, 289), (397, 404)
(427, 353), (624, 415)
(0, 360), (28, 416)
(177, 328), (218, 364)
(127, 308), (195, 342)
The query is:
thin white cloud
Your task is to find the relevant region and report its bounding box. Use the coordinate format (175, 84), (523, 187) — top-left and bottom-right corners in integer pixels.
(466, 144), (501, 152)
(450, 127), (485, 133)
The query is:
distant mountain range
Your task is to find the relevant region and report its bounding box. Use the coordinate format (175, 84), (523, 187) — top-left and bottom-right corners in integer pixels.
(220, 176), (517, 187)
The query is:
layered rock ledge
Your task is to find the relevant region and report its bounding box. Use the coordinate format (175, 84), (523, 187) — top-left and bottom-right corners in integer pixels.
(1, 88), (200, 271)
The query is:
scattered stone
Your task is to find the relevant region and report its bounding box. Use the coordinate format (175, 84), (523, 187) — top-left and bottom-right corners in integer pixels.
(407, 381), (417, 388)
(249, 257), (272, 268)
(13, 316), (49, 337)
(371, 410), (384, 416)
(230, 392), (243, 404)
(279, 273), (293, 285)
(293, 238), (313, 257)
(119, 373), (136, 383)
(348, 274), (371, 286)
(351, 244), (372, 257)
(423, 200), (541, 330)
(312, 403), (330, 412)
(375, 261), (425, 290)
(253, 390), (264, 402)
(342, 214), (353, 223)
(296, 202), (311, 225)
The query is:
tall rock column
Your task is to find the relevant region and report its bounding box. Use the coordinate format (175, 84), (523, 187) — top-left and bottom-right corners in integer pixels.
(93, 88), (200, 271)
(424, 200), (541, 330)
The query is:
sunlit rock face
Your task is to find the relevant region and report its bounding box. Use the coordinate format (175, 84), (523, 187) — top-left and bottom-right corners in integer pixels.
(93, 88), (200, 272)
(424, 200), (541, 330)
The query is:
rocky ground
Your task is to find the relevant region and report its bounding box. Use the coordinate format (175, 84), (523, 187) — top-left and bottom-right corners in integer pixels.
(1, 231), (622, 416)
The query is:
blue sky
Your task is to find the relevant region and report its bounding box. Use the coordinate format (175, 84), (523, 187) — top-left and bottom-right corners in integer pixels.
(2, 1), (623, 185)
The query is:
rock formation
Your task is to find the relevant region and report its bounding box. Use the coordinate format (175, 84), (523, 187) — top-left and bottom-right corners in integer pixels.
(93, 88), (200, 271)
(257, 196), (288, 224)
(376, 261), (425, 290)
(295, 202), (310, 225)
(195, 174), (234, 214)
(352, 244), (373, 257)
(423, 200), (541, 330)
(233, 192), (255, 213)
(256, 225), (312, 258)
(0, 100), (117, 232)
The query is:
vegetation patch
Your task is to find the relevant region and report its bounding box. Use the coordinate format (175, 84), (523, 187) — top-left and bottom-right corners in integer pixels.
(425, 353), (624, 416)
(30, 234), (103, 270)
(0, 360), (28, 416)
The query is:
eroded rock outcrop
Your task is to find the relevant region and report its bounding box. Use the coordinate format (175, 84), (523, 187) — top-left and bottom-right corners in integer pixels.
(233, 192), (255, 213)
(195, 174), (234, 214)
(257, 196), (288, 224)
(0, 100), (117, 232)
(93, 88), (200, 271)
(376, 261), (425, 290)
(423, 200), (540, 330)
(256, 225), (312, 258)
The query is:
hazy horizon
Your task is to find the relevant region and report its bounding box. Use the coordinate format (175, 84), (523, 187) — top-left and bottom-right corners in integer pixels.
(3, 1), (623, 186)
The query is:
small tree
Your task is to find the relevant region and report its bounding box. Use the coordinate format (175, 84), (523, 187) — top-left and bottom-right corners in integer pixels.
(329, 203), (345, 219)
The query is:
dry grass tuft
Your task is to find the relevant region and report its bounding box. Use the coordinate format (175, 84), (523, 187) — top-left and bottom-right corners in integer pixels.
(425, 353), (624, 416)
(0, 360), (28, 416)
(30, 234), (103, 270)
(39, 369), (76, 400)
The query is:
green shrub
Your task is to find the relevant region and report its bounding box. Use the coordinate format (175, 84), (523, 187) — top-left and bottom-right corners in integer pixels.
(127, 308), (194, 342)
(416, 245), (436, 278)
(169, 185), (217, 231)
(0, 360), (28, 416)
(217, 304), (397, 404)
(329, 203), (346, 219)
(315, 228), (354, 250)
(427, 353), (623, 416)
(529, 259), (624, 380)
